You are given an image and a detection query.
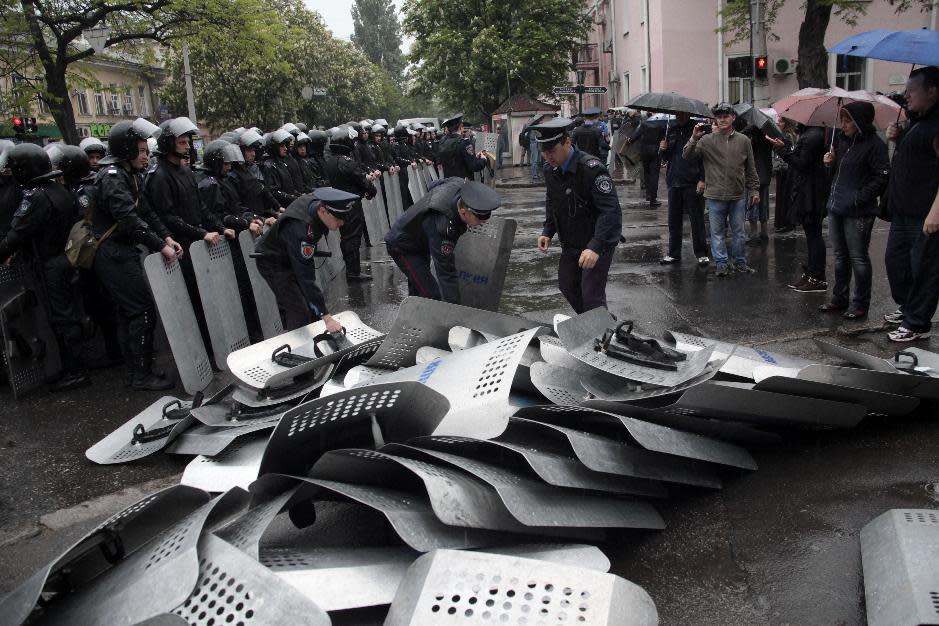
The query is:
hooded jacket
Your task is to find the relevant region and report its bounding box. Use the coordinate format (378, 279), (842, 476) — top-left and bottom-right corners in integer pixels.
(826, 101), (890, 218)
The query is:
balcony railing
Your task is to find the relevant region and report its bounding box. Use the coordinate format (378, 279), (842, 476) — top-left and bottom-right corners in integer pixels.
(575, 43), (599, 68)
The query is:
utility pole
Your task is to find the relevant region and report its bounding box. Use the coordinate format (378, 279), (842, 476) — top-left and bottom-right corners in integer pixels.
(576, 69), (587, 115)
(181, 41), (198, 122)
(750, 0), (770, 107)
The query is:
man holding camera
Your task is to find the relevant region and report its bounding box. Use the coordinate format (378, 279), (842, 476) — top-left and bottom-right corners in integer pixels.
(682, 103), (761, 276)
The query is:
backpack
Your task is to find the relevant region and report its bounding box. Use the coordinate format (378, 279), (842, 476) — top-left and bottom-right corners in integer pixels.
(64, 183), (117, 269)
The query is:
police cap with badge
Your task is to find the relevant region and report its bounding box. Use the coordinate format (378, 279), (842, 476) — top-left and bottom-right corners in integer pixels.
(527, 117), (575, 150)
(459, 181), (501, 220)
(313, 187), (359, 218)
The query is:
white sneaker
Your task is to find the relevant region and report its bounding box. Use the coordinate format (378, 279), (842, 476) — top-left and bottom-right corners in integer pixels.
(888, 326), (930, 342)
(659, 256), (679, 265)
(697, 256), (710, 267)
(883, 309), (903, 324)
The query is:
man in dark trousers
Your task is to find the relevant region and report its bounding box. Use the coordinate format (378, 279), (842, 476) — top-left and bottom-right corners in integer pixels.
(531, 117), (623, 314)
(254, 187), (358, 332)
(437, 113), (487, 179)
(628, 115), (666, 207)
(385, 178), (501, 303)
(659, 112), (709, 267)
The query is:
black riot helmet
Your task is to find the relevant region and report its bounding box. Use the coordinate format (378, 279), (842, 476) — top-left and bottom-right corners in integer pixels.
(202, 139), (231, 174)
(7, 143), (57, 186)
(155, 116), (199, 159)
(79, 137), (107, 157)
(105, 117), (160, 163)
(46, 144), (91, 183)
(393, 124), (411, 139)
(265, 128), (292, 157)
(346, 121), (362, 134)
(308, 129), (328, 149)
(329, 125), (356, 155)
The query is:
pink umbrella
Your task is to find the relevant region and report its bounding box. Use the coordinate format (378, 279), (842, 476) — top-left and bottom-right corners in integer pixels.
(772, 87), (904, 129)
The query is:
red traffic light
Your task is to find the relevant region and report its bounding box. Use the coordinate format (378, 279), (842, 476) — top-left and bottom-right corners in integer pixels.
(12, 117), (22, 127)
(756, 57), (767, 70)
(755, 55), (768, 79)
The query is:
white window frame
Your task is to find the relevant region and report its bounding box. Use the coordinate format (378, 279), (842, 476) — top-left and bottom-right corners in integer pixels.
(725, 53), (754, 105)
(832, 53), (868, 91)
(94, 92), (106, 115)
(138, 85), (148, 115)
(623, 72), (630, 103)
(640, 65), (648, 94)
(75, 90), (89, 116)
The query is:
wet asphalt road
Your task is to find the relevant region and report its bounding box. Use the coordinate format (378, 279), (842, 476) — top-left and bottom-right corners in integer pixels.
(1, 172), (937, 624)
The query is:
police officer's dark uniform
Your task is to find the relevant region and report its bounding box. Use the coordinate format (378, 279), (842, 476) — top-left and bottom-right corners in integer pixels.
(438, 114), (486, 179)
(0, 144), (90, 390)
(92, 119), (176, 390)
(231, 129), (281, 220)
(573, 107), (610, 162)
(305, 130), (331, 188)
(261, 129), (300, 207)
(323, 125), (377, 280)
(385, 178), (501, 303)
(629, 115), (666, 206)
(255, 187), (358, 330)
(0, 140), (21, 240)
(196, 140), (254, 232)
(532, 117), (623, 313)
(392, 124), (418, 208)
(293, 132), (321, 191)
(281, 124), (309, 193)
(48, 143), (124, 367)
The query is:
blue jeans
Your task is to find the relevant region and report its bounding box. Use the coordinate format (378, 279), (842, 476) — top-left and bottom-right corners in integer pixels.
(530, 140), (542, 179)
(706, 197), (748, 267)
(829, 213), (874, 311)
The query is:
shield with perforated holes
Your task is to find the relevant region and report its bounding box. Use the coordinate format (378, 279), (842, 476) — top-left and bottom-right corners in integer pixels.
(454, 217), (517, 312)
(361, 185), (388, 246)
(166, 415), (282, 457)
(189, 240), (250, 371)
(665, 330), (813, 381)
(144, 254), (214, 394)
(860, 509), (939, 626)
(227, 310), (383, 391)
(181, 435), (268, 493)
(0, 485), (209, 626)
(38, 489), (249, 626)
(357, 328), (543, 439)
(86, 396), (194, 465)
(384, 549), (659, 626)
(237, 230), (284, 340)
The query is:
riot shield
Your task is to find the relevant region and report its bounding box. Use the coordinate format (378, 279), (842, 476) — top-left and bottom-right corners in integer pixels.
(189, 240), (250, 371)
(237, 230), (284, 340)
(454, 217), (518, 311)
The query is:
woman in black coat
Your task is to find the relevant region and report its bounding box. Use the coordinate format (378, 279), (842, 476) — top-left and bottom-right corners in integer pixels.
(818, 101), (889, 318)
(769, 123), (830, 292)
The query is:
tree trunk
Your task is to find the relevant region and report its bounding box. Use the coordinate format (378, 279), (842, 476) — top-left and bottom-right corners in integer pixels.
(46, 60), (79, 145)
(796, 0), (832, 89)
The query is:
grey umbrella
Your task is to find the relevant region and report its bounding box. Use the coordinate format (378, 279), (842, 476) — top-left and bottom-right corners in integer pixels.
(625, 92), (712, 118)
(733, 103), (786, 142)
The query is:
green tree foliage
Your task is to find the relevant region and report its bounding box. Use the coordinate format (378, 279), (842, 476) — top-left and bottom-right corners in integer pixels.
(351, 0), (405, 82)
(0, 0), (256, 143)
(402, 0), (589, 119)
(720, 0), (935, 89)
(161, 0), (411, 132)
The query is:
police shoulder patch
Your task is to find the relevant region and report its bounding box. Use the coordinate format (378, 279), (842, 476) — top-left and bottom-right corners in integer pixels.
(107, 168), (118, 176)
(586, 159), (602, 169)
(78, 194), (90, 208)
(300, 241), (315, 259)
(440, 240), (454, 256)
(594, 175), (614, 194)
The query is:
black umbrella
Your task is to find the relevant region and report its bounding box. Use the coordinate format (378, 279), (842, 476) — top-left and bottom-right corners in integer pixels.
(625, 92), (712, 118)
(732, 103), (785, 142)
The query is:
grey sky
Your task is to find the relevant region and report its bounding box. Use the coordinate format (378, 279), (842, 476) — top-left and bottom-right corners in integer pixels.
(305, 0), (411, 51)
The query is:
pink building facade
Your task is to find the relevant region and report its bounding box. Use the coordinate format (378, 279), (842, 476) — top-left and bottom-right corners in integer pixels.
(565, 0), (937, 115)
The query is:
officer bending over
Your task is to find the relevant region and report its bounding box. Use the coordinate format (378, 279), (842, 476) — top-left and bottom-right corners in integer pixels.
(532, 117), (623, 313)
(385, 178), (500, 303)
(255, 187), (358, 332)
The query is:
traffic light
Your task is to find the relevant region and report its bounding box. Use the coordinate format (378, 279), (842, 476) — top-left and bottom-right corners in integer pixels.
(755, 55), (768, 80)
(11, 117), (24, 135)
(26, 117), (37, 133)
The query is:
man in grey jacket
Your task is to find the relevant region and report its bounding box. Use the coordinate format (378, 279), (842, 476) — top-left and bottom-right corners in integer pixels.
(683, 103), (761, 276)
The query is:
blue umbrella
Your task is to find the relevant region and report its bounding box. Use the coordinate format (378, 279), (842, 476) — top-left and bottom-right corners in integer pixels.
(828, 29), (939, 67)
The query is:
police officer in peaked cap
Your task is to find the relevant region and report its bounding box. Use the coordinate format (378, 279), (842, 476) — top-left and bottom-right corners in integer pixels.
(532, 117), (623, 313)
(254, 187), (358, 332)
(385, 178), (500, 303)
(438, 113), (486, 179)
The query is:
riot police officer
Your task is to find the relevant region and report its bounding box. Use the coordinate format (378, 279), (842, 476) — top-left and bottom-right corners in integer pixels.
(0, 140), (21, 239)
(93, 119), (181, 390)
(385, 178), (501, 303)
(197, 140), (260, 234)
(262, 129), (301, 207)
(254, 187), (358, 332)
(231, 128), (281, 220)
(79, 137), (107, 172)
(0, 144), (90, 391)
(323, 125), (377, 281)
(438, 114), (486, 179)
(531, 117), (623, 313)
(304, 130), (330, 188)
(392, 124), (418, 208)
(281, 123), (308, 193)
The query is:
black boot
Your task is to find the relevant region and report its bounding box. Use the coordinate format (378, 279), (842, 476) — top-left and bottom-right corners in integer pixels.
(128, 310), (174, 391)
(51, 325), (91, 392)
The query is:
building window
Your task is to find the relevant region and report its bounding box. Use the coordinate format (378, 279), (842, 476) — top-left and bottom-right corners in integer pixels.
(124, 89), (134, 115)
(623, 72), (630, 103)
(726, 55), (754, 105)
(95, 92), (106, 115)
(138, 85), (148, 115)
(835, 54), (865, 91)
(75, 91), (89, 116)
(640, 65), (648, 94)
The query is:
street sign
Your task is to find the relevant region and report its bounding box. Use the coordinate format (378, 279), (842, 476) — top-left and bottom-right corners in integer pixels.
(553, 85), (608, 95)
(553, 86), (577, 95)
(582, 86), (608, 94)
(313, 87), (328, 97)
